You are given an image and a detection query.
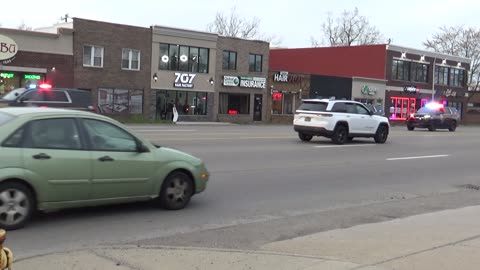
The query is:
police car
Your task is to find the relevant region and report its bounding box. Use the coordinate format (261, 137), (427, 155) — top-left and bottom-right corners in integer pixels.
(0, 84), (94, 112)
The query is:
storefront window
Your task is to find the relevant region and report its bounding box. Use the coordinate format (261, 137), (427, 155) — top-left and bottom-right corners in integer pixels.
(272, 92), (296, 115)
(176, 91), (187, 115)
(467, 103), (480, 114)
(249, 54), (262, 72)
(219, 93), (250, 114)
(392, 60), (410, 81)
(389, 97), (416, 120)
(0, 73), (17, 95)
(159, 43), (209, 74)
(199, 48), (209, 73)
(159, 44), (169, 70)
(435, 66), (449, 85)
(197, 92), (207, 115)
(223, 51), (237, 70)
(272, 92), (283, 114)
(449, 68), (464, 87)
(98, 88), (143, 114)
(447, 101), (463, 119)
(156, 90), (208, 119)
(129, 90), (143, 114)
(0, 72), (45, 95)
(412, 62), (429, 82)
(169, 44), (178, 70)
(189, 47), (199, 73)
(179, 46), (189, 71)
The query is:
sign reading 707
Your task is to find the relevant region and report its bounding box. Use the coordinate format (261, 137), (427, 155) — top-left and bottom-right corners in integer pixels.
(174, 73), (196, 88)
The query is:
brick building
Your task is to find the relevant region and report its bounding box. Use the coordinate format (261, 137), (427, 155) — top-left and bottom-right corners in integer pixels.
(0, 27), (73, 94)
(216, 36), (270, 123)
(73, 18), (152, 116)
(270, 44), (476, 124)
(150, 26), (217, 121)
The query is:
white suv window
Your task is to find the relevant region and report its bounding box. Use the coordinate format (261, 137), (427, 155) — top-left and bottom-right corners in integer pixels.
(297, 101), (328, 111)
(345, 103), (357, 114)
(356, 104), (370, 115)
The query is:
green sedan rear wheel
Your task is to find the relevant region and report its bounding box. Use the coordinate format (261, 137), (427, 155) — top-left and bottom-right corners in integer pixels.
(159, 171), (194, 210)
(0, 182), (34, 230)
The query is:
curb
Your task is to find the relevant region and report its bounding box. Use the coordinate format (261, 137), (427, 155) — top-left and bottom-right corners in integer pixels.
(15, 244), (354, 266)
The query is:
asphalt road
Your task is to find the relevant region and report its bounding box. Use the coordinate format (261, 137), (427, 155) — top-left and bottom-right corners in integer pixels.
(9, 124), (480, 258)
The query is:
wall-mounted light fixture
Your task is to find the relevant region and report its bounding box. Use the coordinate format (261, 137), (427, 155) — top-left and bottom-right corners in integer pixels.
(401, 52), (407, 59)
(153, 73), (158, 82)
(51, 67), (56, 71)
(209, 77), (214, 85)
(420, 55), (426, 62)
(457, 62), (462, 67)
(442, 59), (447, 65)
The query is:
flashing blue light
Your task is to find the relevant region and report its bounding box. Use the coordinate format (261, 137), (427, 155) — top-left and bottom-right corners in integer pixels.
(28, 84), (37, 89)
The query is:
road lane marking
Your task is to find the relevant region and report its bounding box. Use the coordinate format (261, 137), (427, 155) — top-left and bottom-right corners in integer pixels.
(313, 144), (373, 148)
(131, 129), (196, 132)
(386, 154), (450, 161)
(142, 136), (295, 141)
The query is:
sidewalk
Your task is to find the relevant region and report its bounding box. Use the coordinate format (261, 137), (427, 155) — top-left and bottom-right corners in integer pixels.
(262, 205), (480, 270)
(15, 206), (480, 270)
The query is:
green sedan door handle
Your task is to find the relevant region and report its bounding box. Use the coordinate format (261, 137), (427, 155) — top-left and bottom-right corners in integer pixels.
(32, 153), (51, 160)
(98, 156), (114, 162)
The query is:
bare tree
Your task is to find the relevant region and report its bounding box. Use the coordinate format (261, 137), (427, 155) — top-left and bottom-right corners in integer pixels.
(207, 6), (281, 45)
(311, 7), (383, 47)
(17, 21), (32, 31)
(424, 26), (480, 91)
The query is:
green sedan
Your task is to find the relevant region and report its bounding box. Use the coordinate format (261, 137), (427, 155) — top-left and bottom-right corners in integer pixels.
(0, 108), (209, 230)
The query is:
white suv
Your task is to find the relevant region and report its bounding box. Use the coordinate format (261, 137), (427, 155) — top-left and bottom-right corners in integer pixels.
(293, 99), (390, 144)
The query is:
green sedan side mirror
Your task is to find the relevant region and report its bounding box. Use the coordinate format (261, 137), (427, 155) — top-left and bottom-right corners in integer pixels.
(137, 143), (150, 153)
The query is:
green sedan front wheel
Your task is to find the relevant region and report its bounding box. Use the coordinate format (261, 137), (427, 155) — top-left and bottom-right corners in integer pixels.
(0, 182), (34, 230)
(159, 171), (194, 210)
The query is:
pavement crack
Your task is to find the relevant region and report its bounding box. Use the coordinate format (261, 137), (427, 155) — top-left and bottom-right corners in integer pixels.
(353, 234), (480, 269)
(90, 249), (145, 270)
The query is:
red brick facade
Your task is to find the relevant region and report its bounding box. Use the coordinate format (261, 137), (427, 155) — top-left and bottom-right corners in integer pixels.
(72, 18), (152, 116)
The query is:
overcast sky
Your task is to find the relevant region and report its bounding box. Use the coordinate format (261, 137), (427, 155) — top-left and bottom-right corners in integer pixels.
(2, 0), (479, 49)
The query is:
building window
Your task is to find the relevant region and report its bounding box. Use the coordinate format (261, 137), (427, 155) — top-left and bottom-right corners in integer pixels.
(272, 92), (294, 114)
(223, 51), (237, 70)
(412, 62), (428, 83)
(249, 54), (263, 72)
(83, 45), (104, 68)
(219, 93), (250, 114)
(159, 43), (209, 74)
(391, 60), (410, 81)
(435, 66), (450, 85)
(447, 101), (463, 119)
(98, 88), (144, 114)
(449, 68), (465, 87)
(155, 90), (207, 119)
(467, 102), (480, 114)
(122, 49), (140, 70)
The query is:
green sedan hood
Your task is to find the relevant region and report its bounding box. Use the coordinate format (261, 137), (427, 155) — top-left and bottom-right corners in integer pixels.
(153, 145), (202, 166)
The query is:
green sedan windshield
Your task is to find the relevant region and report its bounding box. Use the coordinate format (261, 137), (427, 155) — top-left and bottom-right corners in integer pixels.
(0, 112), (14, 126)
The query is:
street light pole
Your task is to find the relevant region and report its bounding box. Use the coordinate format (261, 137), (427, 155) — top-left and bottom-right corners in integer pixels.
(431, 57), (436, 102)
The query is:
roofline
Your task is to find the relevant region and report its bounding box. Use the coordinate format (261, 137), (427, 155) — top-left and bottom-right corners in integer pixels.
(0, 27), (73, 38)
(352, 77), (388, 83)
(387, 44), (471, 63)
(152, 25), (218, 42)
(73, 17), (149, 31)
(218, 35), (269, 44)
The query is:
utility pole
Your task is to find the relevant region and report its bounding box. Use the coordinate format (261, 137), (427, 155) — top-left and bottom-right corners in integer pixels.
(431, 57), (436, 102)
